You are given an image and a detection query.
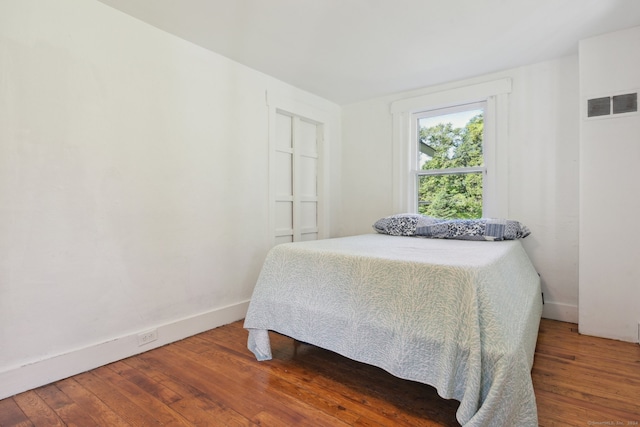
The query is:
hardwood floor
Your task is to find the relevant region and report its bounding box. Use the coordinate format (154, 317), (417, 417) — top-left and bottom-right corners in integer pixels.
(1, 318), (639, 426)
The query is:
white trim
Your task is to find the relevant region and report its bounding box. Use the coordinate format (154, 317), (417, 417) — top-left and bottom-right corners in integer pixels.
(391, 78), (512, 216)
(392, 110), (411, 212)
(0, 301), (250, 400)
(266, 92), (332, 124)
(391, 78), (512, 114)
(417, 166), (485, 176)
(542, 301), (578, 324)
(484, 92), (511, 218)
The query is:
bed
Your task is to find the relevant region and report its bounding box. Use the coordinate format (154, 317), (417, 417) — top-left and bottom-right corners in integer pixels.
(243, 232), (542, 427)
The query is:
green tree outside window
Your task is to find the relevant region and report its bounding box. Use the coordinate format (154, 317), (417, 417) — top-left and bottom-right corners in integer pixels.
(418, 114), (484, 219)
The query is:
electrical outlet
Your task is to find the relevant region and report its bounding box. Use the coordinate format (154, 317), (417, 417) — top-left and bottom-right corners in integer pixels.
(137, 329), (158, 346)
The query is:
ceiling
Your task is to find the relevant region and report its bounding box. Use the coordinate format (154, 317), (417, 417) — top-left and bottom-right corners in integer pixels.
(97, 0), (640, 105)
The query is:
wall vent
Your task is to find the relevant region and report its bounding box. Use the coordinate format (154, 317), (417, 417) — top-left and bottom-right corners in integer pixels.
(587, 92), (638, 119)
(587, 97), (611, 117)
(612, 93), (637, 114)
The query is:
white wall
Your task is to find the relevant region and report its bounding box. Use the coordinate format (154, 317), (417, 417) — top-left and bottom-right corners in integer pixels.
(0, 0), (340, 398)
(579, 26), (640, 343)
(340, 56), (580, 323)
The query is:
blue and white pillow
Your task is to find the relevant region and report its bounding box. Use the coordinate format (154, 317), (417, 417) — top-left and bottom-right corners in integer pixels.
(373, 214), (530, 241)
(372, 214), (437, 236)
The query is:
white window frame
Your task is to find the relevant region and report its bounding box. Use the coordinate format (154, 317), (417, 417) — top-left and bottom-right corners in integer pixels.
(391, 78), (512, 218)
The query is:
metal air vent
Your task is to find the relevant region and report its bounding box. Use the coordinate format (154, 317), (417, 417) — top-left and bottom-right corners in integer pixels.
(587, 92), (638, 118)
(612, 93), (637, 114)
(587, 97), (610, 117)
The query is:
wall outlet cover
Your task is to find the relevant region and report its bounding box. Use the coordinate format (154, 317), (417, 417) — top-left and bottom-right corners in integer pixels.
(137, 329), (158, 346)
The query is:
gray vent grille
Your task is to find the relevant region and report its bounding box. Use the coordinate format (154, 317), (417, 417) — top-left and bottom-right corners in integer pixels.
(587, 92), (638, 118)
(587, 97), (610, 117)
(612, 93), (637, 114)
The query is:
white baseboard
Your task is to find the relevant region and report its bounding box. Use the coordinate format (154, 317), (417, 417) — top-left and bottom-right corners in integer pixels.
(0, 300), (250, 400)
(542, 300), (578, 324)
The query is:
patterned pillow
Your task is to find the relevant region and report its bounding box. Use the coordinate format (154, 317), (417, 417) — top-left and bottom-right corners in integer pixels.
(415, 218), (530, 241)
(373, 215), (530, 240)
(372, 214), (438, 236)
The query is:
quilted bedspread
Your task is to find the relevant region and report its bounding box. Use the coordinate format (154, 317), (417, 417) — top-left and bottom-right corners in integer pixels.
(244, 234), (542, 427)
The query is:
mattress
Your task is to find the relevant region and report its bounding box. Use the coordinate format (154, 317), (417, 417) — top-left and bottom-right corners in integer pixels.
(244, 234), (542, 427)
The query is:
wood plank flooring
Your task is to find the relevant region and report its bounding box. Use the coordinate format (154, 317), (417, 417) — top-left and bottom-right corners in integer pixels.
(1, 318), (639, 426)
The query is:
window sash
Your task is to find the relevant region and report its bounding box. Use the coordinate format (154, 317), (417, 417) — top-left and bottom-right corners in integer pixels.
(416, 166), (485, 176)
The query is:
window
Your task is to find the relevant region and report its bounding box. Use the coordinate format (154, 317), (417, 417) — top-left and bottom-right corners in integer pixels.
(391, 78), (512, 218)
(414, 102), (485, 219)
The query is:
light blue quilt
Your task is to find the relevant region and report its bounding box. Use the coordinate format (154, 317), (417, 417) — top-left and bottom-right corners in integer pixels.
(244, 234), (542, 427)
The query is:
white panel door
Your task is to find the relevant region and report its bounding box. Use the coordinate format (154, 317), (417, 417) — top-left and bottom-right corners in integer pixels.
(272, 110), (321, 244)
(297, 119), (319, 241)
(273, 112), (294, 245)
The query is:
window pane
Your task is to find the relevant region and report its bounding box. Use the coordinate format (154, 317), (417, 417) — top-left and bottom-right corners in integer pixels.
(275, 151), (292, 196)
(418, 110), (484, 170)
(300, 201), (317, 229)
(276, 112), (292, 150)
(299, 156), (317, 197)
(418, 172), (483, 219)
(298, 119), (318, 155)
(275, 201), (293, 230)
